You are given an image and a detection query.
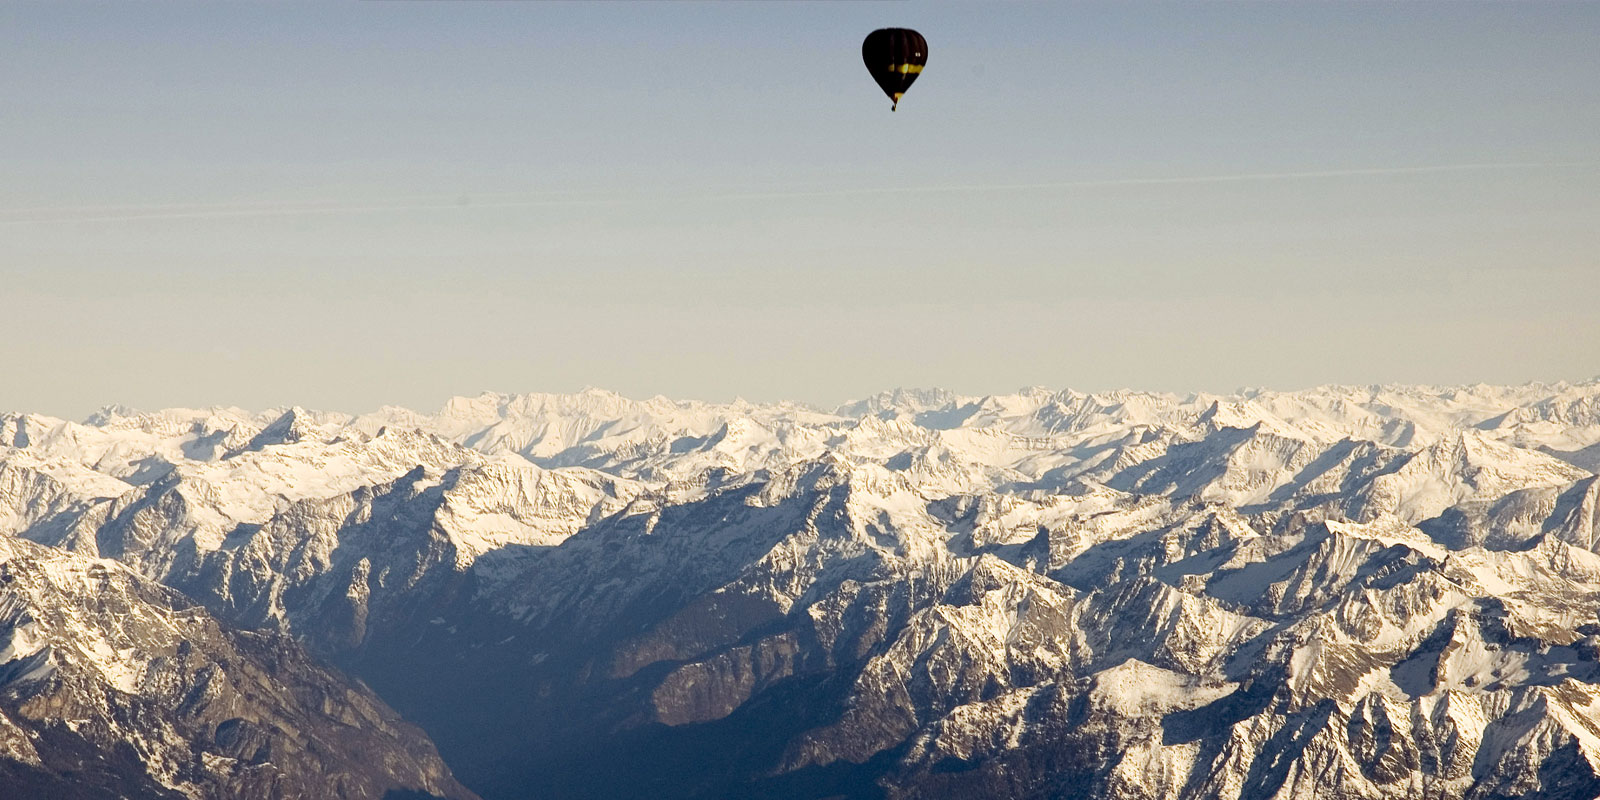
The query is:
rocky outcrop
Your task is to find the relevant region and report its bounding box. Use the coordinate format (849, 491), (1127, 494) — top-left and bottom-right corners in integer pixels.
(0, 535), (476, 800)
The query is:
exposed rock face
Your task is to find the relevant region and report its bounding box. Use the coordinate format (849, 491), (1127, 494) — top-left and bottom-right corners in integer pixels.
(6, 381), (1600, 799)
(0, 535), (477, 800)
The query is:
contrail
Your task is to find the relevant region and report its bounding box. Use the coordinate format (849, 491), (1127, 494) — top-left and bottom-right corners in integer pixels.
(0, 188), (595, 216)
(3, 161), (1593, 226)
(0, 197), (614, 225)
(681, 161), (1599, 203)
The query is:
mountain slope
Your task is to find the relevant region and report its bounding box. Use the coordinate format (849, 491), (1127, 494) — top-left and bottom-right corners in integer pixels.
(0, 534), (477, 800)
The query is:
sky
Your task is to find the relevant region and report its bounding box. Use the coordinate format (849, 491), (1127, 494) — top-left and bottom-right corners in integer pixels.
(3, 1), (1598, 419)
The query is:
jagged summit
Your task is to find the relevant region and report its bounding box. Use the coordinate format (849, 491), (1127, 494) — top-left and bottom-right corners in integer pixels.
(236, 406), (322, 452)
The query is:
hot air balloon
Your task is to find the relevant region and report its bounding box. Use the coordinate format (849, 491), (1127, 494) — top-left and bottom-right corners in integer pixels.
(862, 28), (927, 111)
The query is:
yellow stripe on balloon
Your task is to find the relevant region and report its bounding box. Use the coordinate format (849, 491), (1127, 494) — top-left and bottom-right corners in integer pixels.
(886, 63), (923, 75)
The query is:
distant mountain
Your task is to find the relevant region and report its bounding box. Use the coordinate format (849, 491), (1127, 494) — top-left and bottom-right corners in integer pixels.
(5, 381), (1600, 798)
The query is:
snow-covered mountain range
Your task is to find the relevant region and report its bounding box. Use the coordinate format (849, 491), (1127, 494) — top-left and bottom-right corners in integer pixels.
(5, 380), (1600, 799)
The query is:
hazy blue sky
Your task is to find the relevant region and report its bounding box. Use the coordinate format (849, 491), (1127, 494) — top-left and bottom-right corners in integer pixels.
(3, 1), (1598, 418)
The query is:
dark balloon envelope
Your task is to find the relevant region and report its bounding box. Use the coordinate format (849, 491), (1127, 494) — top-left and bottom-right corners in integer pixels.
(862, 28), (927, 111)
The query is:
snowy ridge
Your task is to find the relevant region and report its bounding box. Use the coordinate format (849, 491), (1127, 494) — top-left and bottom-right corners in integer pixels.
(4, 381), (1600, 798)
